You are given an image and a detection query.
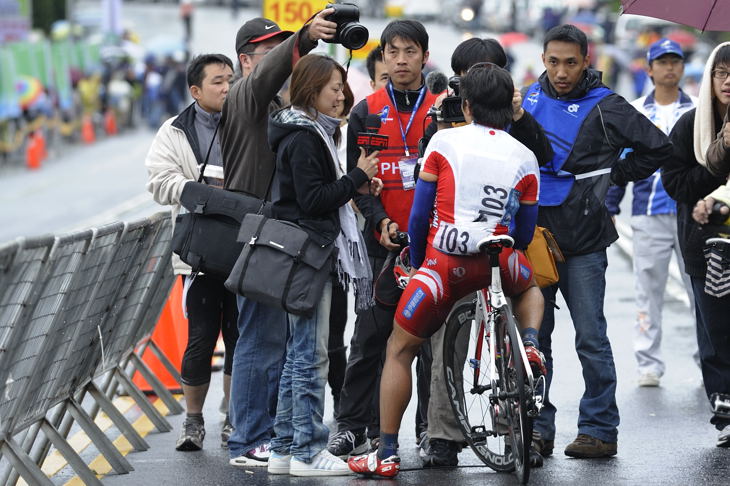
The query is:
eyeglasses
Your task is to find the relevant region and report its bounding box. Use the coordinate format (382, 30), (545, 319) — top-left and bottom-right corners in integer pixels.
(713, 70), (730, 80)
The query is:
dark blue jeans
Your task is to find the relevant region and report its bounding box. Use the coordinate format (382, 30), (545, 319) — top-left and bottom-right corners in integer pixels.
(690, 277), (730, 430)
(227, 296), (287, 457)
(534, 249), (620, 443)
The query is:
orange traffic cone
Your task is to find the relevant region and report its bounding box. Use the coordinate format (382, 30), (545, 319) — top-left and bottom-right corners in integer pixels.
(133, 278), (188, 393)
(25, 132), (41, 170)
(35, 130), (48, 161)
(104, 109), (118, 135)
(81, 115), (95, 144)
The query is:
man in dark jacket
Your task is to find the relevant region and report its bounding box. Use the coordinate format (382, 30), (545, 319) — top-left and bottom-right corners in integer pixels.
(523, 25), (672, 459)
(220, 12), (338, 468)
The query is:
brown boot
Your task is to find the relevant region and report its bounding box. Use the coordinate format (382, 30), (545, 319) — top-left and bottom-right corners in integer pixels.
(564, 434), (617, 458)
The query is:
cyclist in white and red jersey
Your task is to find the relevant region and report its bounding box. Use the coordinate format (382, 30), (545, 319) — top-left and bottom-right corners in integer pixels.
(349, 64), (546, 478)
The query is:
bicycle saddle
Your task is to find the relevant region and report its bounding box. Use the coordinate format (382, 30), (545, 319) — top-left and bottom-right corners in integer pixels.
(477, 235), (515, 253)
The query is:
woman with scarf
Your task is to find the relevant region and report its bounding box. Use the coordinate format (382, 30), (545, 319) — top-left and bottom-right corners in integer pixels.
(265, 54), (383, 476)
(662, 42), (730, 448)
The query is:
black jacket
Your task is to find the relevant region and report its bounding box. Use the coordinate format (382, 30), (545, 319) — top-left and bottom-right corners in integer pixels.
(420, 110), (555, 167)
(171, 102), (204, 165)
(662, 108), (727, 278)
(268, 109), (369, 246)
(533, 70), (673, 256)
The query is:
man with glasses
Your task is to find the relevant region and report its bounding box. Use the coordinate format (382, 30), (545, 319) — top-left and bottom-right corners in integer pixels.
(220, 12), (338, 468)
(605, 38), (698, 389)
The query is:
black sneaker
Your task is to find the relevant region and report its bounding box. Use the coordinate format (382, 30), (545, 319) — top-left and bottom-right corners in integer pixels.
(221, 415), (234, 448)
(422, 438), (459, 467)
(327, 430), (368, 459)
(532, 430), (554, 457)
(175, 417), (205, 451)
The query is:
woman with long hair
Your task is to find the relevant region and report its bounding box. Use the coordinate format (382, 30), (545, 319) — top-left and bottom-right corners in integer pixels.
(265, 54), (382, 476)
(662, 42), (730, 447)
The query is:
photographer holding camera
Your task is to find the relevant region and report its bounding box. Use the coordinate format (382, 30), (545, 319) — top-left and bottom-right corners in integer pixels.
(221, 9), (354, 469)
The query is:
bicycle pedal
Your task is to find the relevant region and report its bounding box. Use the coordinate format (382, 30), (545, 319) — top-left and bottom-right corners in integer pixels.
(712, 393), (730, 418)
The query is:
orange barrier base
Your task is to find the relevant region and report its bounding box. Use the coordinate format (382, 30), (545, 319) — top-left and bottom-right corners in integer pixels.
(81, 115), (95, 144)
(133, 277), (188, 393)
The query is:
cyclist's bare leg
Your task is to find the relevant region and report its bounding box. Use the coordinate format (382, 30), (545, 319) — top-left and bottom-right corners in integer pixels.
(379, 324), (426, 440)
(512, 284), (544, 331)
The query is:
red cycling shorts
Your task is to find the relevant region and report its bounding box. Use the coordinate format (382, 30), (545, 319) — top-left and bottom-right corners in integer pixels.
(395, 246), (535, 339)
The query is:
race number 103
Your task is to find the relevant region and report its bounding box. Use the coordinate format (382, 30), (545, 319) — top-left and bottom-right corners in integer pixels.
(262, 0), (329, 31)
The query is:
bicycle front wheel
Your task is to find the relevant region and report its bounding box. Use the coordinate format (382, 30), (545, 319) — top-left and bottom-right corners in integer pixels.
(501, 309), (533, 484)
(443, 300), (513, 472)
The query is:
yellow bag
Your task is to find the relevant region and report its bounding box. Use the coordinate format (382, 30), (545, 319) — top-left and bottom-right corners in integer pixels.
(524, 226), (565, 288)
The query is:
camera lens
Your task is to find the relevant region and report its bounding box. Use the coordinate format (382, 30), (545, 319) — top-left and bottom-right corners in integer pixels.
(339, 22), (369, 50)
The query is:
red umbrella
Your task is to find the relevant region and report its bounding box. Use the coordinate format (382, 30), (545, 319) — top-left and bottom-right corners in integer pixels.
(665, 29), (698, 48)
(621, 0), (730, 32)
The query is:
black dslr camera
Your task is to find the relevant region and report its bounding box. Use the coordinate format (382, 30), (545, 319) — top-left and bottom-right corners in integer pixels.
(429, 76), (466, 124)
(325, 3), (369, 50)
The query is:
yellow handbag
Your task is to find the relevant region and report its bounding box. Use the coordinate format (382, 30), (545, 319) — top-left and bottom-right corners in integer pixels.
(524, 226), (565, 288)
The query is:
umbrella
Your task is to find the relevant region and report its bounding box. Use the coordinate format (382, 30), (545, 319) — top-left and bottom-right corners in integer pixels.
(665, 29), (698, 49)
(16, 75), (43, 109)
(500, 32), (530, 48)
(621, 0), (730, 32)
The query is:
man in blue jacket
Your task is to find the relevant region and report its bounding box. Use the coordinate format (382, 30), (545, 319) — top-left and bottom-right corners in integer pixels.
(523, 25), (672, 459)
(605, 38), (698, 388)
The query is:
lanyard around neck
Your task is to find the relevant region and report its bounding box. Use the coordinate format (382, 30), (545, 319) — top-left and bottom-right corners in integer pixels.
(387, 82), (426, 157)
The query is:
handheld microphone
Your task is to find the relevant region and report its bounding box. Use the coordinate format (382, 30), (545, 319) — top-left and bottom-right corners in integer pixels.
(425, 70), (449, 95)
(357, 114), (388, 154)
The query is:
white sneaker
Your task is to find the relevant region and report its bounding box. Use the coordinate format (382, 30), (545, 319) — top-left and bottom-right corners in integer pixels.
(268, 452), (292, 474)
(638, 372), (660, 387)
(290, 449), (353, 477)
(718, 425), (730, 447)
(229, 443), (270, 467)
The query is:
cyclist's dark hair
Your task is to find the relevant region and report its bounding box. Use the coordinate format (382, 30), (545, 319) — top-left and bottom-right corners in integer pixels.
(451, 38), (507, 75)
(186, 53), (233, 88)
(380, 19), (429, 53)
(543, 24), (588, 58)
(461, 65), (513, 129)
(712, 44), (730, 71)
(366, 46), (384, 81)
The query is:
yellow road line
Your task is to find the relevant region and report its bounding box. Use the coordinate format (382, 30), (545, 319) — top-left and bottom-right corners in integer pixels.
(15, 397), (136, 486)
(63, 396), (176, 486)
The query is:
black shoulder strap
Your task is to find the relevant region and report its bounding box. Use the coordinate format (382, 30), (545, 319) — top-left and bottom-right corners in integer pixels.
(197, 120), (221, 184)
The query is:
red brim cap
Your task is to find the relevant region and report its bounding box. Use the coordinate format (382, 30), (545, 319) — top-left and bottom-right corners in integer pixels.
(250, 29), (293, 44)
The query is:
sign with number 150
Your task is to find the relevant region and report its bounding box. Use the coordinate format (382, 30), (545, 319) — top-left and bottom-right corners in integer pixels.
(262, 0), (329, 33)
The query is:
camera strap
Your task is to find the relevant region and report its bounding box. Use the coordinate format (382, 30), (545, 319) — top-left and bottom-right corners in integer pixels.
(196, 119), (221, 184)
(387, 82), (426, 157)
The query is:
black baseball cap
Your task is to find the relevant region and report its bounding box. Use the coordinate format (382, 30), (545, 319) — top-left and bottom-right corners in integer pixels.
(235, 18), (293, 53)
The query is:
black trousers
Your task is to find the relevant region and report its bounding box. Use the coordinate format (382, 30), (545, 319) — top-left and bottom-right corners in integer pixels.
(180, 274), (239, 386)
(691, 277), (730, 429)
(335, 256), (431, 437)
(328, 277), (348, 412)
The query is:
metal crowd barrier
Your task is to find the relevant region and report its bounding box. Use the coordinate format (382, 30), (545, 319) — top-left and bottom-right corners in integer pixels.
(0, 210), (182, 486)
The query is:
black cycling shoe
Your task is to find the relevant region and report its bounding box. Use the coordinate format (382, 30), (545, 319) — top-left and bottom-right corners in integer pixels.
(529, 446), (544, 468)
(422, 438), (460, 467)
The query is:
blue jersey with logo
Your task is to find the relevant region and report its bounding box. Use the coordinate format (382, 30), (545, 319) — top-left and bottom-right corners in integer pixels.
(523, 82), (612, 206)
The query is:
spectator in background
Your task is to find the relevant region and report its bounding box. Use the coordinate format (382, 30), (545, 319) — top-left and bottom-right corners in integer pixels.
(144, 53), (238, 452)
(605, 39), (698, 388)
(662, 41), (730, 448)
(180, 0), (194, 44)
(366, 46), (389, 92)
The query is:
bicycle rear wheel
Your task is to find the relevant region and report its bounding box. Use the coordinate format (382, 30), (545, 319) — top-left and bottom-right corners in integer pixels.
(501, 309), (533, 484)
(442, 300), (513, 472)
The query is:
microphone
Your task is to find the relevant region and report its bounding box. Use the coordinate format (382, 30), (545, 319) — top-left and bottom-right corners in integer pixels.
(357, 114), (388, 154)
(425, 70), (448, 95)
